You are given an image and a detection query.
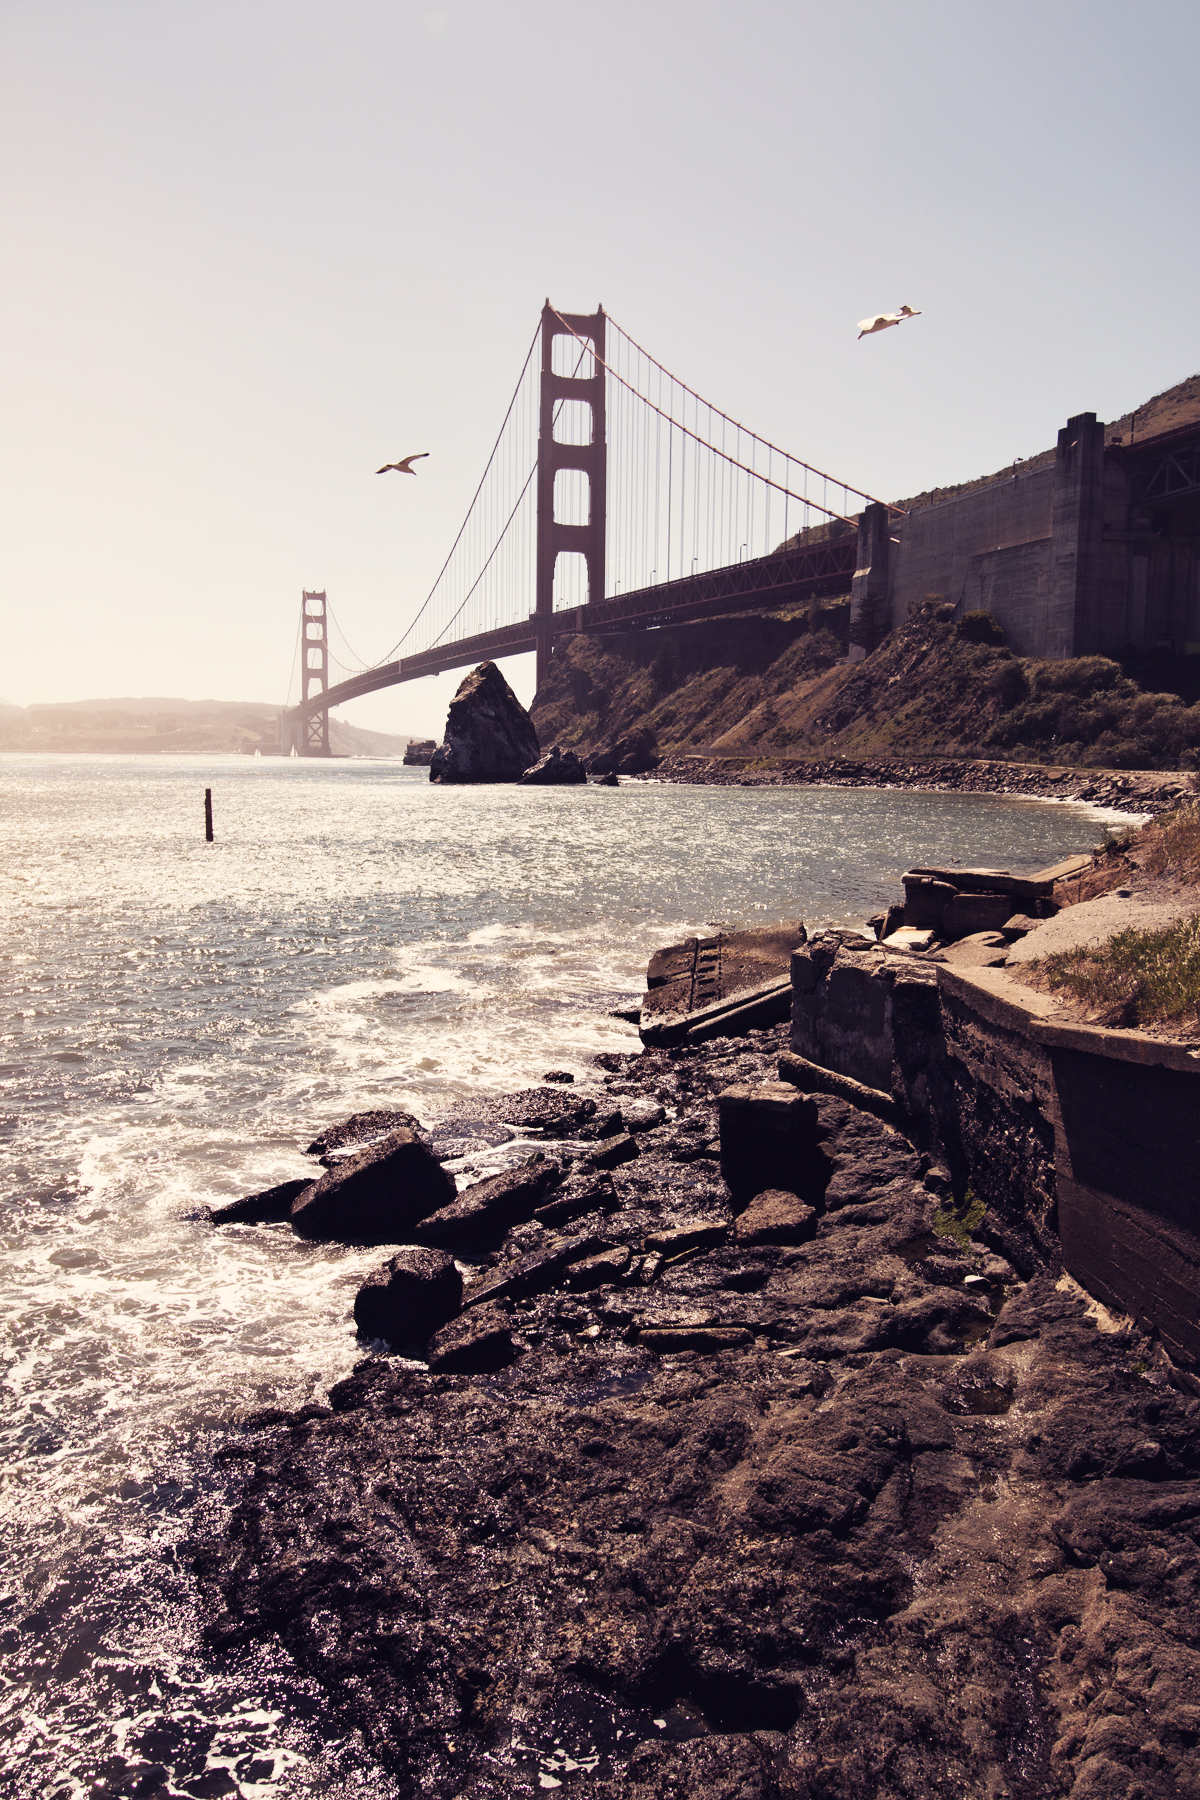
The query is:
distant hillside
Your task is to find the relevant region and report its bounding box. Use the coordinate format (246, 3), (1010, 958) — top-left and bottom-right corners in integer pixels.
(0, 697), (414, 757)
(532, 599), (1200, 771)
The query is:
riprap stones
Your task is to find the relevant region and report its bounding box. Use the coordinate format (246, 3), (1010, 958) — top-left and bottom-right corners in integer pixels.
(429, 661), (539, 783)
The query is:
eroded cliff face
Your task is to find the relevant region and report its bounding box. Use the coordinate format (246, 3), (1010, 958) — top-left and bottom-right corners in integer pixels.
(532, 601), (1200, 771)
(530, 607), (848, 762)
(194, 1027), (1200, 1800)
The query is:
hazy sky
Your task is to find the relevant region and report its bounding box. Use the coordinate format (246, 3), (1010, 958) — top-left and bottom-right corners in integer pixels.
(2, 0), (1197, 739)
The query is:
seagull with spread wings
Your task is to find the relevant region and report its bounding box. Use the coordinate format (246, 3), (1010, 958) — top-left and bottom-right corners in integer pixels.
(857, 304), (922, 339)
(376, 453), (429, 475)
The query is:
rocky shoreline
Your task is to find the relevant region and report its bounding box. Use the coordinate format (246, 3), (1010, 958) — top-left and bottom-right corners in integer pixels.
(649, 755), (1196, 818)
(193, 1019), (1200, 1800)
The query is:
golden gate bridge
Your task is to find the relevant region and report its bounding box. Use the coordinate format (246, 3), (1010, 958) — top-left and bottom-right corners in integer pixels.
(280, 303), (900, 754)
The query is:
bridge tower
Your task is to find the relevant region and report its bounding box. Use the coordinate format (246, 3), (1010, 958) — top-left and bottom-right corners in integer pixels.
(536, 303), (606, 689)
(300, 589), (330, 755)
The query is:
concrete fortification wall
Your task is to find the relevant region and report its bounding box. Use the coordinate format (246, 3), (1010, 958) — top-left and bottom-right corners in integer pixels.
(849, 378), (1200, 663)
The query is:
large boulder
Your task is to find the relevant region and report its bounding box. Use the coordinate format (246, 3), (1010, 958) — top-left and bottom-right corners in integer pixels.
(429, 661), (539, 784)
(518, 745), (586, 785)
(210, 1177), (312, 1226)
(426, 1303), (513, 1373)
(305, 1108), (423, 1161)
(413, 1159), (562, 1250)
(353, 1246), (462, 1346)
(290, 1127), (455, 1244)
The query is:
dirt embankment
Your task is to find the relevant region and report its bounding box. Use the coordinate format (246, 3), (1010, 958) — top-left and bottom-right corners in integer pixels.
(532, 605), (850, 761)
(532, 600), (1200, 776)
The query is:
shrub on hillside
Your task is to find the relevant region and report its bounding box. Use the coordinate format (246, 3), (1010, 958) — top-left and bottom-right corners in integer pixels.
(958, 610), (1005, 646)
(986, 652), (1200, 767)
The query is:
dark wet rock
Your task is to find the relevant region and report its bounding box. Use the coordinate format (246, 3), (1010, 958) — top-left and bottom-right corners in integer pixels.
(638, 1322), (753, 1354)
(209, 1177), (312, 1226)
(586, 728), (659, 776)
(493, 1087), (599, 1137)
(581, 1132), (639, 1172)
(413, 1159), (563, 1249)
(814, 1097), (924, 1210)
(428, 660), (539, 784)
(617, 1099), (665, 1133)
(353, 1246), (463, 1346)
(533, 1169), (617, 1227)
(593, 769), (619, 786)
(461, 1234), (607, 1309)
(305, 1109), (422, 1160)
(940, 1350), (1018, 1415)
(542, 1070), (574, 1083)
(425, 1302), (513, 1372)
(731, 1188), (817, 1246)
(575, 1104), (625, 1140)
(566, 1244), (633, 1290)
(518, 745), (587, 785)
(915, 1250), (972, 1285)
(197, 1021), (1200, 1800)
(289, 1127), (454, 1244)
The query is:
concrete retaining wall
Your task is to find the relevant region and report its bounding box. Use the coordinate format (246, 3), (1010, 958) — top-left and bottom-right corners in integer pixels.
(790, 940), (1200, 1369)
(848, 404), (1200, 659)
(887, 466), (1055, 657)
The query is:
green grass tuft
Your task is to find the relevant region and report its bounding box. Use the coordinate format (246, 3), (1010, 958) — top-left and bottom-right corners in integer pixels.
(1037, 910), (1200, 1033)
(933, 1185), (987, 1248)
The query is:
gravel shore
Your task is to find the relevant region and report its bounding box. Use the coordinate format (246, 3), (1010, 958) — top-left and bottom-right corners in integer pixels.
(649, 755), (1196, 818)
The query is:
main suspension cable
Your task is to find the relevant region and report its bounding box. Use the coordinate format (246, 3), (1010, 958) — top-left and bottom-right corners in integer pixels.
(382, 319), (542, 662)
(604, 312), (897, 515)
(554, 308), (888, 526)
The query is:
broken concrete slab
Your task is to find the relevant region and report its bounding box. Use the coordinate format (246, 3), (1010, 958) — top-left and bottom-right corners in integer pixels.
(937, 931), (1010, 969)
(882, 927), (936, 953)
(640, 921), (806, 1047)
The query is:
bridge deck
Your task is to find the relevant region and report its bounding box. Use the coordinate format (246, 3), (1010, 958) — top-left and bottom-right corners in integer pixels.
(280, 537), (855, 728)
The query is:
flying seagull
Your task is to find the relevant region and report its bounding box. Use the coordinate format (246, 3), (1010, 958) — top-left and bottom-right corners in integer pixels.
(376, 453), (429, 475)
(857, 305), (921, 339)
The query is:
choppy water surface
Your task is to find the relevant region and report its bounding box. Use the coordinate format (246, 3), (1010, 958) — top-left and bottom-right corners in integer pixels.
(0, 754), (1118, 1797)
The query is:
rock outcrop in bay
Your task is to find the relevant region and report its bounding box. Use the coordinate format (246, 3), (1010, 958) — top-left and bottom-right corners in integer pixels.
(430, 661), (540, 784)
(518, 745), (587, 785)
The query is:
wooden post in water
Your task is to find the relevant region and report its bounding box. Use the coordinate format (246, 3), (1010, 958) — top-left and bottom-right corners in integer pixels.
(204, 788), (214, 842)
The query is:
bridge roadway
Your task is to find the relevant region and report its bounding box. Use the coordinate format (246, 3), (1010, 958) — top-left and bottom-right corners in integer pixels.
(280, 534), (856, 736)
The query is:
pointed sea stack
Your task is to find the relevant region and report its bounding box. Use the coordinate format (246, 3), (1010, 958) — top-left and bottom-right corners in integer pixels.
(429, 662), (540, 783)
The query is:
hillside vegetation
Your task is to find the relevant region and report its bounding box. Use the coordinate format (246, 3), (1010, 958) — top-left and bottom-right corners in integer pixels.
(532, 599), (1200, 770)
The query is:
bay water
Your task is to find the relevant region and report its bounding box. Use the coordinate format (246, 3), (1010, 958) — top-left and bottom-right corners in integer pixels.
(0, 754), (1120, 1798)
